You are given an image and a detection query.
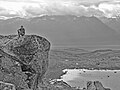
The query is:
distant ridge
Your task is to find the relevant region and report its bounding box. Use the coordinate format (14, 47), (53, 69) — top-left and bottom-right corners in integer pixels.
(0, 15), (120, 46)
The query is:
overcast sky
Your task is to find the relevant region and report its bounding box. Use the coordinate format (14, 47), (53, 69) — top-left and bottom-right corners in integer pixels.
(0, 0), (120, 19)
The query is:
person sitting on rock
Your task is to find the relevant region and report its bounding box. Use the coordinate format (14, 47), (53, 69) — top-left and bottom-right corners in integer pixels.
(18, 26), (25, 38)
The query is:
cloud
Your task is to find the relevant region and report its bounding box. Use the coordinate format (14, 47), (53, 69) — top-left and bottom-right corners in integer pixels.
(98, 3), (120, 17)
(0, 0), (120, 19)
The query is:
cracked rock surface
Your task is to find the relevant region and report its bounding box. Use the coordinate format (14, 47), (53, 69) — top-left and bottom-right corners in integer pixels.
(0, 35), (50, 90)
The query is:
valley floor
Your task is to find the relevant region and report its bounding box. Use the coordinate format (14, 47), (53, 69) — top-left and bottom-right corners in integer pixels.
(46, 48), (120, 79)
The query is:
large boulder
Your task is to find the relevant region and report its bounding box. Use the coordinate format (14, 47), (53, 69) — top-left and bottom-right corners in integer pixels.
(0, 35), (51, 90)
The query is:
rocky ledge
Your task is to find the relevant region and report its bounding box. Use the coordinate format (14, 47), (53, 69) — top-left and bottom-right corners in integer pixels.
(0, 35), (50, 90)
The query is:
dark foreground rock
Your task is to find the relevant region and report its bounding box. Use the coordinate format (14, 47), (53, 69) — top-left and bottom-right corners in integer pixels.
(36, 80), (111, 90)
(0, 35), (50, 90)
(86, 81), (111, 90)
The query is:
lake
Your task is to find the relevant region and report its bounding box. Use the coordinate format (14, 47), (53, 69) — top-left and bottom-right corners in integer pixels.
(60, 69), (120, 90)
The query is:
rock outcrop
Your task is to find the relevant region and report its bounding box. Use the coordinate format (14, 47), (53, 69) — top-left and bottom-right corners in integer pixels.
(0, 35), (51, 90)
(87, 81), (111, 90)
(0, 34), (112, 90)
(37, 79), (111, 90)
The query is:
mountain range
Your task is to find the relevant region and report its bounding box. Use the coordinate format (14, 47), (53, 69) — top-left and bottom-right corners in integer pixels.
(100, 16), (120, 33)
(0, 15), (120, 46)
